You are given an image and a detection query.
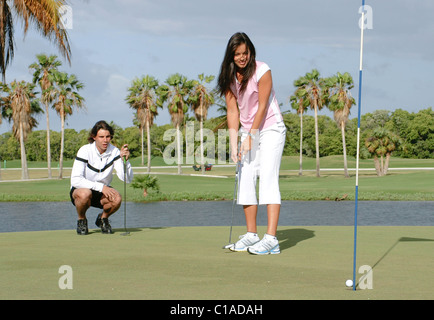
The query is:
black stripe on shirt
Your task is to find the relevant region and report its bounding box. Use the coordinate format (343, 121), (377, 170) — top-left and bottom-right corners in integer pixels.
(75, 156), (88, 164)
(75, 155), (121, 173)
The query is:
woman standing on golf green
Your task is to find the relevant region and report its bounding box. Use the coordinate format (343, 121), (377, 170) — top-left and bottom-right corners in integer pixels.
(217, 32), (286, 255)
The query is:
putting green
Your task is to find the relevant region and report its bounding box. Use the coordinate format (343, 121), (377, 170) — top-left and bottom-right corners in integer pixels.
(1, 226), (433, 300)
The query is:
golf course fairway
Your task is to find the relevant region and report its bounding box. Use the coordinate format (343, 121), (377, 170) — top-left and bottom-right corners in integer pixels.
(1, 225), (433, 300)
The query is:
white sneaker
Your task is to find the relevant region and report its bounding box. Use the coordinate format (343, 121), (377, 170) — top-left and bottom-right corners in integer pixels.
(230, 232), (260, 252)
(247, 234), (280, 255)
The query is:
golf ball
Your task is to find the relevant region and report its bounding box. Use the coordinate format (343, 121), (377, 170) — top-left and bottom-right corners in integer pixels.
(346, 279), (353, 287)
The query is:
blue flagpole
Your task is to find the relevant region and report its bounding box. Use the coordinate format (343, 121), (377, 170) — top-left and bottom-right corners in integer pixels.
(353, 0), (366, 291)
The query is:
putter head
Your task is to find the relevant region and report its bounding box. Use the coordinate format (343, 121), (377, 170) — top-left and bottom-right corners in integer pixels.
(222, 243), (234, 249)
(121, 232), (130, 236)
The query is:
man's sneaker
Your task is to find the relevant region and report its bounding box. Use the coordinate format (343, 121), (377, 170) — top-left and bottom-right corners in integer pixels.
(247, 234), (280, 255)
(95, 213), (114, 234)
(77, 219), (88, 235)
(229, 232), (260, 252)
(101, 217), (114, 234)
(95, 213), (103, 227)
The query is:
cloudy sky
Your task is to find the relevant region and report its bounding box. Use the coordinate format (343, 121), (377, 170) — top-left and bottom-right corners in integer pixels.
(2, 0), (433, 134)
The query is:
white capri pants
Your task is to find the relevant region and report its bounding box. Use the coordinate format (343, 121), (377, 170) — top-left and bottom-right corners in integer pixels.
(237, 122), (286, 205)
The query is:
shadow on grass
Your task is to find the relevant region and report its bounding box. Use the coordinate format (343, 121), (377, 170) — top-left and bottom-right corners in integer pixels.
(83, 227), (167, 235)
(276, 228), (315, 251)
(350, 236), (434, 290)
(372, 236), (434, 270)
(110, 227), (169, 234)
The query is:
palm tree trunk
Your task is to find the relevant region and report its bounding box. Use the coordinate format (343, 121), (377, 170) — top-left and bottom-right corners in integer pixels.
(45, 101), (52, 179)
(59, 109), (65, 179)
(200, 119), (205, 175)
(299, 111), (303, 176)
(384, 153), (391, 175)
(314, 103), (320, 177)
(176, 123), (182, 174)
(141, 125), (144, 166)
(380, 155), (384, 176)
(146, 118), (151, 173)
(19, 122), (29, 180)
(373, 155), (382, 176)
(341, 121), (349, 178)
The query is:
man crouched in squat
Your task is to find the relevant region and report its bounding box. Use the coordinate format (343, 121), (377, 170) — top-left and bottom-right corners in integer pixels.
(70, 120), (133, 235)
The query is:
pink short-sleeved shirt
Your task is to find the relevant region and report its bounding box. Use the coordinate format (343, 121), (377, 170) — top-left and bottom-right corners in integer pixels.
(230, 61), (283, 131)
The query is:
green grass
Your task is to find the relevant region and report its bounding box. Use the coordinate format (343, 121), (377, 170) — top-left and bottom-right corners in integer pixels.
(1, 226), (433, 300)
(1, 168), (433, 202)
(0, 156), (433, 201)
(2, 155), (434, 169)
(1, 156), (433, 301)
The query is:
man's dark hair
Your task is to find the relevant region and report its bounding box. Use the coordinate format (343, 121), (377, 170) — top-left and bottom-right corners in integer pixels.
(88, 120), (114, 143)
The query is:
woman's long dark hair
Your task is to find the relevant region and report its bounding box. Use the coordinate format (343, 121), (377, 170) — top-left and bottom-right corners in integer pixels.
(217, 32), (256, 96)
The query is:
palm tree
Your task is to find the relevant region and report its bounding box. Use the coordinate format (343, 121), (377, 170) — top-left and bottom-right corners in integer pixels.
(325, 72), (355, 178)
(211, 95), (230, 131)
(50, 71), (84, 178)
(1, 81), (12, 181)
(293, 69), (326, 177)
(0, 84), (7, 180)
(189, 74), (215, 174)
(0, 0), (71, 81)
(161, 73), (195, 174)
(290, 79), (310, 176)
(365, 128), (401, 176)
(29, 54), (62, 178)
(0, 80), (42, 179)
(125, 75), (160, 172)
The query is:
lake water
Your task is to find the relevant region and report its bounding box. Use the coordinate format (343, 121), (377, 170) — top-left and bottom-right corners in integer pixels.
(0, 201), (433, 233)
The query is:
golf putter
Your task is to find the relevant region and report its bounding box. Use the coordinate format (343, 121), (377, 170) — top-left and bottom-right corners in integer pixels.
(223, 142), (242, 249)
(121, 153), (130, 236)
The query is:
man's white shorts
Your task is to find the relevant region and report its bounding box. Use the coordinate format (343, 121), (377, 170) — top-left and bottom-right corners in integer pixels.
(237, 122), (286, 206)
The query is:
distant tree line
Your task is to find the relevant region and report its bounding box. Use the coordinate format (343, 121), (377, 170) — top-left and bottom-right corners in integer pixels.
(0, 107), (432, 163)
(285, 108), (434, 158)
(1, 52), (433, 180)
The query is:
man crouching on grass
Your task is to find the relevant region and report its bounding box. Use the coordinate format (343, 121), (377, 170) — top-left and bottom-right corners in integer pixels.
(70, 120), (133, 235)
